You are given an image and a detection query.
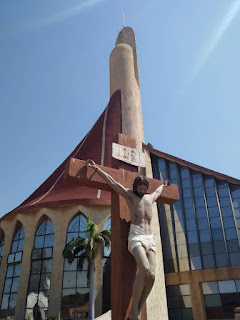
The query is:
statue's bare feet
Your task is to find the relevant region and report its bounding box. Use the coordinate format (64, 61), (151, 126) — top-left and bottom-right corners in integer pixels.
(129, 308), (139, 320)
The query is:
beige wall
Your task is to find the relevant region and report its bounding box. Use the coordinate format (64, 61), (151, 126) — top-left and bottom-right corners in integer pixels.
(0, 204), (111, 319)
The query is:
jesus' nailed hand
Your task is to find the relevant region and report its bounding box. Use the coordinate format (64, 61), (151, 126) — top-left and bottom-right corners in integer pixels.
(86, 159), (170, 320)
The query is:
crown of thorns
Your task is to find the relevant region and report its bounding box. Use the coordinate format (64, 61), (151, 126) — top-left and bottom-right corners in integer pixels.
(133, 176), (149, 192)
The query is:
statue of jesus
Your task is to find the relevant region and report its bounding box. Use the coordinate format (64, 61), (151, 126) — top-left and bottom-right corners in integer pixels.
(86, 159), (170, 320)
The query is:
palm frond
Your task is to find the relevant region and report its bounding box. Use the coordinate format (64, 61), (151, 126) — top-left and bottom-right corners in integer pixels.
(63, 237), (85, 263)
(86, 216), (96, 237)
(99, 229), (111, 247)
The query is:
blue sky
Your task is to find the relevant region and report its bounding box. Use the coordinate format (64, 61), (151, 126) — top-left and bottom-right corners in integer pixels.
(1, 0), (240, 216)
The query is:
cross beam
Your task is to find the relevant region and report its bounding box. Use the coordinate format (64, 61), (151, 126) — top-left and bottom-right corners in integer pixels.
(64, 158), (179, 204)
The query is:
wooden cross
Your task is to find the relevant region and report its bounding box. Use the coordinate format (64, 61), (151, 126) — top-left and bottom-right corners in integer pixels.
(64, 134), (179, 320)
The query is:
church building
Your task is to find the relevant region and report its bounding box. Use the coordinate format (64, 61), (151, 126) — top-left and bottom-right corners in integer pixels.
(0, 27), (240, 320)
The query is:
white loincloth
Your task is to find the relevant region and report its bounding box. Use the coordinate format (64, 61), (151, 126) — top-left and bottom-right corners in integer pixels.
(128, 224), (156, 254)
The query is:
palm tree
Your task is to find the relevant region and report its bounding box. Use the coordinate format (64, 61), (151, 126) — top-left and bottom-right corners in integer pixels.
(63, 216), (111, 320)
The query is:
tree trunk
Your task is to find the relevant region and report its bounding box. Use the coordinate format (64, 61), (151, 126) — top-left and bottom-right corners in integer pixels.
(88, 260), (95, 320)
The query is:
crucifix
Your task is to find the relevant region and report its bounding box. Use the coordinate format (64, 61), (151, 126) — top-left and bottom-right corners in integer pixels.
(64, 133), (179, 320)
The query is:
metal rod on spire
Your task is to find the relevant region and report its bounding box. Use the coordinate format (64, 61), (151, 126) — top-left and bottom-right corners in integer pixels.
(121, 11), (126, 28)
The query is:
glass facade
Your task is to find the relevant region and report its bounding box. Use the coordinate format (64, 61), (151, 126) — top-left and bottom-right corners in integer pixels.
(61, 214), (89, 320)
(102, 218), (111, 314)
(0, 225), (25, 317)
(167, 284), (193, 319)
(202, 280), (240, 319)
(25, 218), (55, 319)
(153, 156), (240, 274)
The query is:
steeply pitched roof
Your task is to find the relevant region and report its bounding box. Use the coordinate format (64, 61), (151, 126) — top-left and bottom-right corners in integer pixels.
(144, 143), (240, 185)
(2, 90), (122, 220)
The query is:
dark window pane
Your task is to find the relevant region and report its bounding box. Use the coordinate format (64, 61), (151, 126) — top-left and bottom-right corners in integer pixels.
(212, 228), (224, 241)
(203, 255), (215, 269)
(204, 294), (222, 307)
(75, 288), (89, 305)
(181, 308), (193, 319)
(42, 259), (52, 273)
(213, 241), (226, 254)
(201, 242), (213, 255)
(229, 253), (240, 266)
(205, 307), (224, 319)
(227, 240), (240, 253)
(216, 254), (228, 267)
(61, 288), (76, 306)
(32, 249), (42, 260)
(29, 275), (40, 292)
(13, 264), (21, 277)
(31, 260), (42, 274)
(189, 243), (200, 257)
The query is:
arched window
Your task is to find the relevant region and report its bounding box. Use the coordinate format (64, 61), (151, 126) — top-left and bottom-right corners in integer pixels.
(0, 225), (25, 317)
(0, 234), (5, 264)
(25, 218), (54, 320)
(61, 214), (89, 319)
(102, 217), (111, 313)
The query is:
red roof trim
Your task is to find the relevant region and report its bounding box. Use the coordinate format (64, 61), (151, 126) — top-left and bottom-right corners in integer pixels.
(144, 144), (240, 185)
